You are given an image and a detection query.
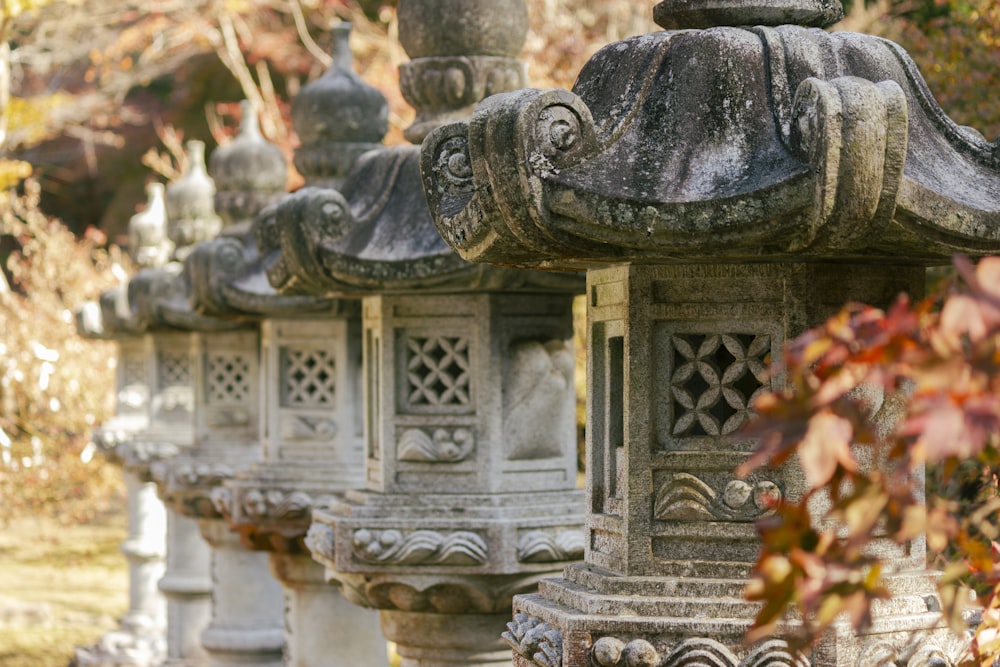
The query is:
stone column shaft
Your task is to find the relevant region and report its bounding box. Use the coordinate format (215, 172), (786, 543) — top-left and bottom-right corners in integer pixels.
(120, 470), (168, 635)
(159, 509), (212, 667)
(270, 553), (386, 667)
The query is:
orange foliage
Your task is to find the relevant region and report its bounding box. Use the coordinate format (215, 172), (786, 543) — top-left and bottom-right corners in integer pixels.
(742, 257), (1000, 664)
(0, 180), (127, 524)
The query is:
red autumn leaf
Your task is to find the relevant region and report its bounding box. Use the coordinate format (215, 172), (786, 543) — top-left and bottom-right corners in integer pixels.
(941, 256), (1000, 344)
(904, 392), (1000, 462)
(797, 410), (856, 488)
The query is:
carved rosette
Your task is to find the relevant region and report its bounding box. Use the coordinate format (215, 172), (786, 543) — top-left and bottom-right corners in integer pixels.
(652, 474), (781, 522)
(397, 426), (475, 462)
(504, 615), (562, 667)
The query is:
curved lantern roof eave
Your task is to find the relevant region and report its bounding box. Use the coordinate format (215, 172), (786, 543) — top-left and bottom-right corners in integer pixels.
(420, 22), (1000, 269)
(183, 217), (350, 320)
(126, 262), (251, 333)
(268, 145), (584, 296)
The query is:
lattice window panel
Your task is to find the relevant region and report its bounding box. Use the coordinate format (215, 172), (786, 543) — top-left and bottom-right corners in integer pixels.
(669, 333), (770, 437)
(207, 353), (250, 404)
(405, 336), (471, 407)
(282, 348), (336, 407)
(157, 352), (190, 389)
(122, 354), (147, 387)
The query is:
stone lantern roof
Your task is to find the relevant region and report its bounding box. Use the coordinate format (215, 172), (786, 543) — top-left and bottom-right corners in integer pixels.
(209, 101), (288, 230)
(180, 209), (343, 319)
(421, 0), (1000, 270)
(270, 0), (578, 295)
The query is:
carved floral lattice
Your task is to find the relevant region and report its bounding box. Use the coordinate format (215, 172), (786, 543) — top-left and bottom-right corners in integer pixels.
(669, 334), (769, 437)
(282, 348), (336, 407)
(157, 352), (190, 388)
(405, 336), (471, 407)
(207, 353), (250, 403)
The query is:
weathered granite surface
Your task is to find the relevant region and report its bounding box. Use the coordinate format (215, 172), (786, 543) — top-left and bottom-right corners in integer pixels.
(262, 2), (586, 665)
(420, 0), (1000, 665)
(196, 66), (388, 666)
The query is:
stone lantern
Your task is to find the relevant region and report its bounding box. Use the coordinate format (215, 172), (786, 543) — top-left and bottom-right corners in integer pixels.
(420, 0), (1000, 665)
(268, 1), (586, 665)
(196, 40), (390, 666)
(137, 138), (285, 667)
(73, 182), (172, 667)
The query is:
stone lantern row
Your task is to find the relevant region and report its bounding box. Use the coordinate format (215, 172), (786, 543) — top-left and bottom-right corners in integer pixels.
(77, 6), (584, 667)
(76, 1), (1000, 667)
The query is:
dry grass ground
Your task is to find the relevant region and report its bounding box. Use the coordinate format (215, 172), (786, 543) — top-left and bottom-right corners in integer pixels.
(0, 506), (127, 667)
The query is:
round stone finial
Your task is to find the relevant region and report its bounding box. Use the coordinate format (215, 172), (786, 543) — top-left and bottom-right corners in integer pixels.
(128, 182), (173, 269)
(396, 0), (529, 143)
(166, 140), (222, 256)
(397, 0), (528, 59)
(209, 101), (287, 226)
(653, 0), (844, 30)
(290, 23), (388, 146)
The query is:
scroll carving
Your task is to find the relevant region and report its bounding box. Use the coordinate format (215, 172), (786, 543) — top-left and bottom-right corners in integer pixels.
(503, 614), (563, 667)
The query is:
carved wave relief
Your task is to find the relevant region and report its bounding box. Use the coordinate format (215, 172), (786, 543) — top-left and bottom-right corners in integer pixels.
(516, 530), (584, 563)
(240, 489), (316, 521)
(591, 637), (808, 667)
(397, 427), (474, 462)
(281, 415), (339, 442)
(653, 473), (781, 522)
(351, 528), (488, 566)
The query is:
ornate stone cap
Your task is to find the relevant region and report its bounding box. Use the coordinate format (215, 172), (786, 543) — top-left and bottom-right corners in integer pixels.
(265, 0), (584, 295)
(166, 140), (222, 257)
(291, 23), (388, 147)
(421, 25), (1000, 269)
(267, 148), (581, 294)
(209, 101), (287, 227)
(397, 0), (528, 143)
(128, 182), (174, 269)
(75, 300), (106, 339)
